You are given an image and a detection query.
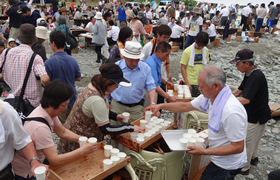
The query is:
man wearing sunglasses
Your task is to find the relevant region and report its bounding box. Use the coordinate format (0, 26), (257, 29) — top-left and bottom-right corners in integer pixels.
(231, 49), (271, 175)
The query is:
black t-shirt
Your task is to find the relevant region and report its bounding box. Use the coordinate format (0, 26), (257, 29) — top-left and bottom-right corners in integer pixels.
(238, 69), (271, 124)
(5, 5), (22, 28)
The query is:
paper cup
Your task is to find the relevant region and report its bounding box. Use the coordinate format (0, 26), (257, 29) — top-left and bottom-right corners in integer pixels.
(174, 84), (178, 90)
(111, 148), (120, 157)
(148, 130), (156, 136)
(178, 95), (183, 99)
(130, 132), (138, 141)
(188, 129), (197, 134)
(145, 111), (152, 121)
(145, 124), (152, 131)
(168, 90), (173, 93)
(140, 120), (148, 129)
(183, 85), (189, 89)
(195, 138), (205, 148)
(154, 125), (162, 131)
(79, 136), (88, 147)
(88, 137), (97, 144)
(183, 133), (192, 139)
(110, 156), (120, 165)
(144, 132), (152, 140)
(158, 119), (165, 123)
(179, 138), (188, 149)
(153, 120), (160, 125)
(117, 152), (127, 160)
(152, 127), (160, 133)
(136, 137), (145, 143)
(103, 159), (113, 170)
(149, 122), (156, 127)
(34, 166), (46, 180)
(191, 133), (200, 139)
(160, 123), (168, 130)
(152, 116), (158, 121)
(122, 112), (130, 123)
(164, 121), (172, 126)
(104, 145), (113, 157)
(187, 138), (196, 146)
(137, 133), (145, 138)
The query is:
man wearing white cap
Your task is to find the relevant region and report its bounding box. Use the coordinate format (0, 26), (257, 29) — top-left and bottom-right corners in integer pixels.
(110, 41), (156, 123)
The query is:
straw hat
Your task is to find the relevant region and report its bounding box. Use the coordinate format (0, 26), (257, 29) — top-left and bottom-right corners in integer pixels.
(94, 12), (102, 19)
(125, 10), (137, 19)
(120, 41), (144, 59)
(192, 7), (200, 14)
(36, 26), (48, 40)
(17, 24), (37, 44)
(60, 7), (68, 12)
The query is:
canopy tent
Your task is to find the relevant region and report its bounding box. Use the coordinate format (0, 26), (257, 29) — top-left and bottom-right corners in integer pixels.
(201, 0), (272, 6)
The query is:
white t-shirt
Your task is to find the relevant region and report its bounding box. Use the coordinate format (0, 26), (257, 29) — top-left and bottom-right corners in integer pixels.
(86, 22), (94, 32)
(74, 11), (83, 19)
(241, 6), (251, 17)
(210, 8), (216, 14)
(0, 101), (31, 171)
(221, 8), (230, 17)
(170, 25), (184, 38)
(145, 11), (153, 19)
(182, 17), (191, 28)
(188, 16), (203, 36)
(209, 24), (216, 37)
(191, 94), (248, 170)
(107, 25), (120, 41)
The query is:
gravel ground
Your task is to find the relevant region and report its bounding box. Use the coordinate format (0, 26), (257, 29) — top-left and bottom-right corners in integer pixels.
(53, 31), (280, 180)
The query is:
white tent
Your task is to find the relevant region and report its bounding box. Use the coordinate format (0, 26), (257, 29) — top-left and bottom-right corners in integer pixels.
(205, 0), (272, 6)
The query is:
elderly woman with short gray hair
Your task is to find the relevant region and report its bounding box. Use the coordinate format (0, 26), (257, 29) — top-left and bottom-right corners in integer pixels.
(55, 15), (74, 55)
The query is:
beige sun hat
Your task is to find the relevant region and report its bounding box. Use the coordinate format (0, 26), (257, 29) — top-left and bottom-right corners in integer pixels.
(120, 41), (144, 59)
(125, 10), (137, 19)
(35, 26), (48, 40)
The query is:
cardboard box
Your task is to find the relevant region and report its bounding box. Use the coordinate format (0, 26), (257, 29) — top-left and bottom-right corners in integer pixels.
(112, 117), (174, 152)
(49, 142), (131, 180)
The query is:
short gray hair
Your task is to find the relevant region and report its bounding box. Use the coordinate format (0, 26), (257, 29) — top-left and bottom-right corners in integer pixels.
(201, 65), (226, 88)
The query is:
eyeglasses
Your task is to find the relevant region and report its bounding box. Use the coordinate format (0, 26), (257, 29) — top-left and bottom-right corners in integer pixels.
(60, 101), (69, 109)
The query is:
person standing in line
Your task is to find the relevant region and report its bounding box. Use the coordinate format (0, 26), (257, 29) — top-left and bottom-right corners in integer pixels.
(219, 5), (229, 26)
(255, 3), (267, 32)
(230, 49), (271, 175)
(240, 3), (252, 31)
(116, 0), (127, 29)
(229, 4), (239, 23)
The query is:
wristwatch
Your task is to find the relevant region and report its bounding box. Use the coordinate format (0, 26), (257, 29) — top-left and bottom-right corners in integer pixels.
(29, 157), (40, 166)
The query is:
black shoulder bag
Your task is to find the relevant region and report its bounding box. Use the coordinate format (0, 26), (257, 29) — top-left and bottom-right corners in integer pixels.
(4, 53), (37, 118)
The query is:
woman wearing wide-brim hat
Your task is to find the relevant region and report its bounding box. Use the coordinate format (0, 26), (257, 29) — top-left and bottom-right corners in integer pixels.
(184, 7), (203, 49)
(92, 12), (107, 63)
(125, 9), (147, 42)
(59, 7), (70, 26)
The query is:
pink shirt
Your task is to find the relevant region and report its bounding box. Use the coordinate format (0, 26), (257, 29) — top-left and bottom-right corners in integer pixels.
(129, 19), (146, 40)
(12, 106), (61, 178)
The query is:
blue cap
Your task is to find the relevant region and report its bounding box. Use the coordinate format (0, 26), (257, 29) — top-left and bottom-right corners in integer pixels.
(18, 5), (30, 14)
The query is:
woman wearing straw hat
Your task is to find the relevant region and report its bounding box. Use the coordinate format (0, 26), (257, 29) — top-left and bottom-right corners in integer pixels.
(92, 12), (107, 63)
(184, 7), (203, 49)
(125, 9), (147, 42)
(59, 7), (70, 27)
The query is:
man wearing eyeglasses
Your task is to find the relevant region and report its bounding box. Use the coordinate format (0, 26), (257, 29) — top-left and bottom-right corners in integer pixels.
(230, 49), (271, 175)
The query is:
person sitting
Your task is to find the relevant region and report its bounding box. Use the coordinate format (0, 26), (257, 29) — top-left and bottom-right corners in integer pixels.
(145, 19), (153, 40)
(170, 20), (186, 49)
(107, 20), (120, 47)
(168, 17), (177, 29)
(212, 11), (220, 26)
(156, 12), (168, 26)
(57, 63), (143, 153)
(109, 27), (132, 61)
(12, 80), (98, 180)
(74, 8), (83, 19)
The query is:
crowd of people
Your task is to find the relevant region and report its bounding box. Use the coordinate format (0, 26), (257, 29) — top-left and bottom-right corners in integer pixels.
(0, 0), (279, 180)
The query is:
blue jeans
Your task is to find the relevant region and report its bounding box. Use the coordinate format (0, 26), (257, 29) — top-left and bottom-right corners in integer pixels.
(15, 174), (36, 180)
(200, 162), (242, 180)
(255, 18), (263, 32)
(184, 35), (196, 49)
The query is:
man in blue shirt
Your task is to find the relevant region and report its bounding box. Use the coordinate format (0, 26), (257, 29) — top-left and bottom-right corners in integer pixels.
(110, 41), (156, 123)
(45, 30), (81, 124)
(20, 5), (41, 27)
(144, 42), (176, 104)
(116, 0), (127, 29)
(168, 17), (177, 29)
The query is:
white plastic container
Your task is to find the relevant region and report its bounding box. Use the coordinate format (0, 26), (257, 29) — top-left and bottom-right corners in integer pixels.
(179, 138), (188, 149)
(183, 133), (192, 139)
(34, 166), (46, 180)
(145, 111), (152, 121)
(103, 159), (113, 170)
(111, 148), (120, 157)
(160, 123), (168, 130)
(140, 120), (147, 129)
(136, 137), (145, 143)
(79, 136), (88, 147)
(188, 129), (197, 134)
(122, 112), (130, 123)
(174, 84), (178, 90)
(144, 132), (152, 140)
(88, 137), (97, 144)
(195, 138), (205, 148)
(117, 152), (127, 160)
(187, 138), (196, 146)
(110, 156), (120, 165)
(130, 132), (138, 141)
(145, 124), (153, 131)
(104, 145), (113, 157)
(149, 122), (156, 127)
